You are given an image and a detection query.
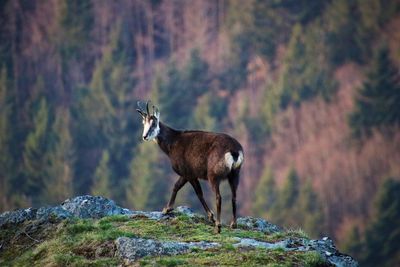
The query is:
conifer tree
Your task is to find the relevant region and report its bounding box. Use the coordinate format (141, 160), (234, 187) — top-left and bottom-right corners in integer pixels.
(126, 142), (166, 210)
(157, 49), (209, 129)
(325, 0), (363, 65)
(193, 93), (216, 131)
(46, 108), (74, 203)
(253, 166), (277, 217)
(361, 179), (400, 267)
(297, 181), (325, 237)
(277, 23), (335, 109)
(0, 67), (12, 210)
(91, 150), (112, 199)
(270, 167), (300, 226)
(21, 98), (50, 206)
(73, 23), (138, 200)
(342, 226), (364, 262)
(280, 168), (300, 209)
(350, 46), (400, 137)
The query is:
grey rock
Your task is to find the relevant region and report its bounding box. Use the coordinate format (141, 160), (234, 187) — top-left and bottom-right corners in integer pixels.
(116, 237), (220, 263)
(304, 237), (358, 267)
(232, 237), (288, 250)
(128, 206), (200, 221)
(61, 195), (132, 219)
(0, 196), (131, 227)
(232, 237), (358, 267)
(36, 206), (73, 221)
(0, 207), (37, 227)
(175, 206), (198, 218)
(236, 216), (282, 233)
(129, 210), (165, 220)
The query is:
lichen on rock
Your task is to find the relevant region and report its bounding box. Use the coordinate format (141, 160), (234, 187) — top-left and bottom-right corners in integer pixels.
(116, 237), (220, 263)
(236, 216), (282, 233)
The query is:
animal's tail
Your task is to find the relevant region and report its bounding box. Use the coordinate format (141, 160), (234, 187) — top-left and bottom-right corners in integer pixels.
(225, 151), (244, 170)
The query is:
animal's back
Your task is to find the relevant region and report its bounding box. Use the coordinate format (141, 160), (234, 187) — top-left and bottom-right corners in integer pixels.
(170, 131), (243, 179)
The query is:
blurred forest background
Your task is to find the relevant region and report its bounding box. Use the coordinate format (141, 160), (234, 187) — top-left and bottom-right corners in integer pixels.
(1, 0), (400, 265)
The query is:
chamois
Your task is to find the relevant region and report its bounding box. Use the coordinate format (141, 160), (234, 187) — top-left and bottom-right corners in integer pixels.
(136, 101), (244, 233)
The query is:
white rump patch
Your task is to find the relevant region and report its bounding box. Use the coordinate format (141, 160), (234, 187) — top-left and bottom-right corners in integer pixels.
(225, 151), (244, 170)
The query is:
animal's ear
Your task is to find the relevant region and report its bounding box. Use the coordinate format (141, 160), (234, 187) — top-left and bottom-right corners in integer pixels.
(136, 109), (146, 118)
(153, 106), (160, 120)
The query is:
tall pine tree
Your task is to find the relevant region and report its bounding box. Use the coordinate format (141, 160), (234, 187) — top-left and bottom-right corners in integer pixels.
(0, 67), (12, 211)
(252, 166), (277, 218)
(349, 46), (400, 137)
(126, 142), (167, 211)
(45, 108), (74, 204)
(91, 150), (112, 199)
(361, 179), (400, 267)
(21, 98), (50, 206)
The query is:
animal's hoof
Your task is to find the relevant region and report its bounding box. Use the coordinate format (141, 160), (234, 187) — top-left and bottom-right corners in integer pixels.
(230, 221), (237, 229)
(214, 224), (222, 234)
(208, 212), (215, 223)
(162, 207), (174, 214)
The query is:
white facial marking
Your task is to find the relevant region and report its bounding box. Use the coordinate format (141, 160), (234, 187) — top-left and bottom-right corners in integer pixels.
(142, 118), (160, 141)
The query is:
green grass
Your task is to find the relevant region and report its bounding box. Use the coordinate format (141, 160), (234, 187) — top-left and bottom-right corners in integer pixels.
(139, 248), (327, 267)
(0, 213), (330, 267)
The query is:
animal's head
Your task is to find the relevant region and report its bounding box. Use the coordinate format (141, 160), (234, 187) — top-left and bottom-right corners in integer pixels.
(136, 101), (160, 141)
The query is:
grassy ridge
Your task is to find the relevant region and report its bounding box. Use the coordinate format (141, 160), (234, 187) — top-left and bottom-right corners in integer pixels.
(0, 215), (328, 266)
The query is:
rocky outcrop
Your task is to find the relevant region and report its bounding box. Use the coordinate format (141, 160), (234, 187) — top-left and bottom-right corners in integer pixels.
(61, 195), (132, 219)
(0, 196), (207, 228)
(0, 195), (132, 227)
(232, 236), (358, 267)
(0, 196), (358, 267)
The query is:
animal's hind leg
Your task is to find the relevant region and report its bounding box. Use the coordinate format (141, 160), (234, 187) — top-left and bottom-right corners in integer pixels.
(228, 170), (240, 229)
(189, 179), (215, 223)
(211, 179), (222, 234)
(163, 176), (187, 214)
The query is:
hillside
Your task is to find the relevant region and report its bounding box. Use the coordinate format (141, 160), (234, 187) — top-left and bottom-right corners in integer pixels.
(0, 195), (357, 267)
(1, 1), (400, 266)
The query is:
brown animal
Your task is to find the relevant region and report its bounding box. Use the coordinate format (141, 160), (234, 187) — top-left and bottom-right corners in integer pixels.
(136, 101), (244, 233)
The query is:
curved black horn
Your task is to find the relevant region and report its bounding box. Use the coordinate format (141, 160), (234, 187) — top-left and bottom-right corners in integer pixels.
(146, 101), (150, 115)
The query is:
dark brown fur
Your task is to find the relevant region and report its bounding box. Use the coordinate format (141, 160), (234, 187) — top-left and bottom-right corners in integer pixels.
(157, 122), (243, 233)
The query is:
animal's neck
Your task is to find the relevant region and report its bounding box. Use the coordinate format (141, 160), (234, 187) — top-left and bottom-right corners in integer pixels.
(156, 122), (180, 155)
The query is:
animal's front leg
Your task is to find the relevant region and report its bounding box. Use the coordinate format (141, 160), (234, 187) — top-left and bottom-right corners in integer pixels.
(163, 176), (187, 214)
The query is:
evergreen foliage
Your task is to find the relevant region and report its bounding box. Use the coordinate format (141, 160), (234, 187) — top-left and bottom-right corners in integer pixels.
(360, 178), (400, 266)
(257, 168), (325, 238)
(21, 98), (51, 206)
(45, 108), (74, 204)
(57, 0), (93, 60)
(276, 23), (336, 109)
(72, 24), (138, 200)
(349, 46), (400, 137)
(192, 93), (216, 131)
(126, 142), (166, 210)
(91, 150), (112, 199)
(252, 167), (277, 217)
(157, 50), (210, 129)
(0, 67), (12, 210)
(361, 179), (400, 267)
